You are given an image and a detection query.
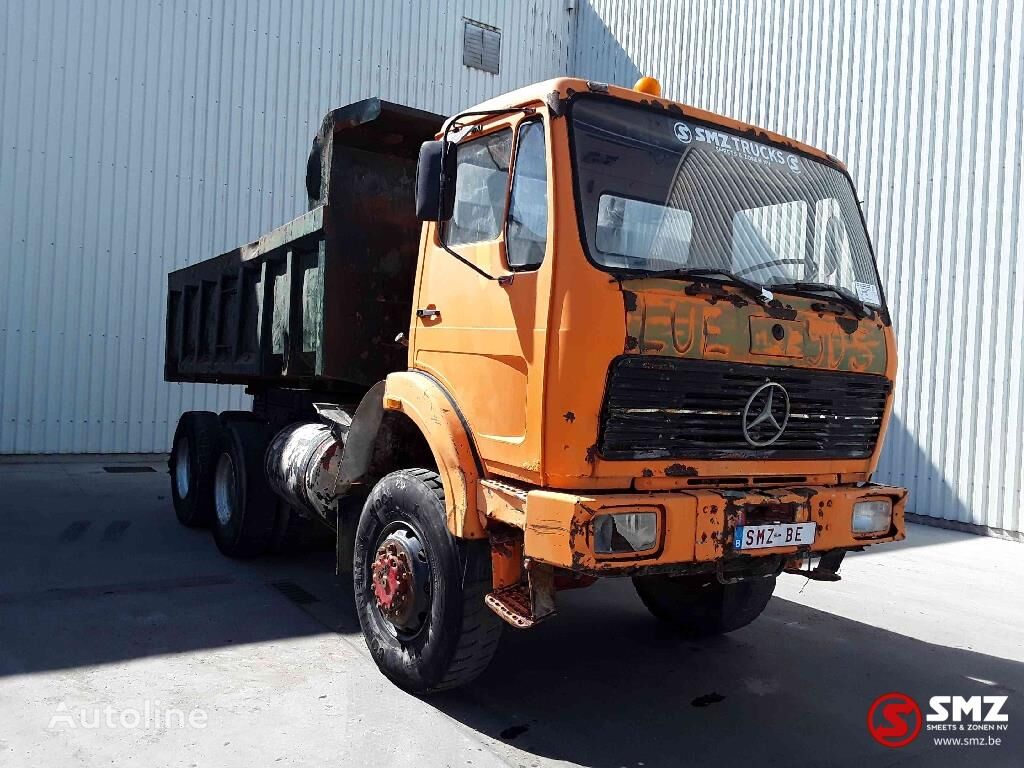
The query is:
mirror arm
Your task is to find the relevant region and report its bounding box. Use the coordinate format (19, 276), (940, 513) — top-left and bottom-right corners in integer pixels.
(439, 241), (501, 282)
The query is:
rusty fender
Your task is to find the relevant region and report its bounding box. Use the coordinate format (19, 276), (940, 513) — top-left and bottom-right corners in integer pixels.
(382, 371), (486, 539)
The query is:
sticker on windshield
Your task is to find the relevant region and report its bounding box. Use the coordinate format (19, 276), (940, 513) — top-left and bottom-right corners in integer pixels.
(855, 281), (881, 306)
(673, 120), (802, 174)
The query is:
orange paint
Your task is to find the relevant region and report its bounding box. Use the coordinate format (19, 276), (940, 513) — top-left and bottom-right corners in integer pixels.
(398, 78), (905, 586)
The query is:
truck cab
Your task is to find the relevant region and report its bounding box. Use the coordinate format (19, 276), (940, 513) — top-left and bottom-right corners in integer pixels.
(165, 77), (907, 694)
(410, 76), (904, 571)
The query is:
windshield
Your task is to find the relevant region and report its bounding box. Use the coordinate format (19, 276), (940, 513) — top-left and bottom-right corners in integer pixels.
(569, 97), (884, 307)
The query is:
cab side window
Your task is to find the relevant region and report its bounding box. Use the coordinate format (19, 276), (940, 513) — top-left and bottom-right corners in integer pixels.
(506, 121), (548, 269)
(445, 129), (513, 246)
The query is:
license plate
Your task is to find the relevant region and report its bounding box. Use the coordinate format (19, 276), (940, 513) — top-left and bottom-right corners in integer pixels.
(733, 522), (816, 550)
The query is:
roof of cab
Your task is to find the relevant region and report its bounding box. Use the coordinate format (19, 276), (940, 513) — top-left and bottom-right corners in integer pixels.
(446, 77), (843, 169)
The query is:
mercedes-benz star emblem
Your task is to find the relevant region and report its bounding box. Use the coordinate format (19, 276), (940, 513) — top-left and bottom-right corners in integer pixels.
(742, 382), (791, 447)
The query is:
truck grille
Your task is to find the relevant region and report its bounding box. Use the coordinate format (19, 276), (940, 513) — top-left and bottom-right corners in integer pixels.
(598, 357), (891, 461)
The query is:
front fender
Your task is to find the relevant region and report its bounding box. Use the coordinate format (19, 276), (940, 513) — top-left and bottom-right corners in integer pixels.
(383, 371), (486, 539)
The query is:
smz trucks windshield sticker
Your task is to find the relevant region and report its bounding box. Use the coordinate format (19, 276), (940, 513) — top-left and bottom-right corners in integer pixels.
(674, 121), (802, 174)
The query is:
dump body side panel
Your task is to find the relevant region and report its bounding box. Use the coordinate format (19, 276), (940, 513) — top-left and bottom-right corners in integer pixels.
(164, 98), (443, 390)
(165, 207), (326, 386)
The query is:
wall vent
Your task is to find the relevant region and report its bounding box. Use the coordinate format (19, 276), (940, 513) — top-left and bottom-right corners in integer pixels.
(463, 18), (501, 74)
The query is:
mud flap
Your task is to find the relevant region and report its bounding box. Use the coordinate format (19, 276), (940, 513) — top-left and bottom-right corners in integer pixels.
(783, 548), (847, 581)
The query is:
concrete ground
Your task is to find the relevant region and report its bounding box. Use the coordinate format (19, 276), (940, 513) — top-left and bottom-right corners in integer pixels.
(0, 459), (1022, 768)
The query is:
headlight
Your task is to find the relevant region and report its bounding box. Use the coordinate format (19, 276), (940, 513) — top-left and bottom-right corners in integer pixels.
(852, 499), (892, 535)
(593, 511), (658, 554)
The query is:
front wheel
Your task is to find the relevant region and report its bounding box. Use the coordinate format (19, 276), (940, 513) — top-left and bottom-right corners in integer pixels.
(632, 572), (776, 637)
(353, 469), (502, 693)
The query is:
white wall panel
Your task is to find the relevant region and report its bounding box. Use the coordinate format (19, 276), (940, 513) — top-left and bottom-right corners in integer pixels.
(4, 0), (1022, 536)
(0, 0), (571, 454)
(572, 0), (1024, 534)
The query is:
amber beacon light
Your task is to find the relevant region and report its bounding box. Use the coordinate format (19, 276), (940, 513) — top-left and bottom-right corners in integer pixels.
(633, 76), (662, 96)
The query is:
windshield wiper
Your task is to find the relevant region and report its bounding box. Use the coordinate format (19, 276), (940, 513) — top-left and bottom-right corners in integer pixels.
(615, 267), (775, 304)
(770, 281), (870, 317)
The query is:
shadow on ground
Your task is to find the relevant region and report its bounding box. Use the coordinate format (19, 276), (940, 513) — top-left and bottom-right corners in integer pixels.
(425, 579), (1023, 766)
(1, 462), (1022, 766)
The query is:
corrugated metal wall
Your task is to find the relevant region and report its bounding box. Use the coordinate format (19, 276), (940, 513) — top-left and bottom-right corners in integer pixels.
(0, 0), (571, 454)
(3, 0), (1021, 535)
(572, 0), (1024, 534)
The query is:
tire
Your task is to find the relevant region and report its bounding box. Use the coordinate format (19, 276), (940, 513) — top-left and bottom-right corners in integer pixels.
(353, 469), (502, 693)
(210, 421), (278, 558)
(632, 572), (776, 637)
(169, 411), (221, 528)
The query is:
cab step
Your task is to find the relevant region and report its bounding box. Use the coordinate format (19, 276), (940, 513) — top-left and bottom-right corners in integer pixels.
(485, 586), (539, 629)
(484, 561), (558, 629)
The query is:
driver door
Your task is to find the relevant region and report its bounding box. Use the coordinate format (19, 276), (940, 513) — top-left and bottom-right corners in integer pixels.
(411, 116), (552, 484)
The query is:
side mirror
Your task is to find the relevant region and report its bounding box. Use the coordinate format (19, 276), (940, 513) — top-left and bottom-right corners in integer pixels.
(415, 140), (457, 221)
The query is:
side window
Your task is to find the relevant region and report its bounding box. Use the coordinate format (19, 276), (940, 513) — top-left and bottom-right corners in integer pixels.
(445, 129), (512, 246)
(506, 121), (548, 269)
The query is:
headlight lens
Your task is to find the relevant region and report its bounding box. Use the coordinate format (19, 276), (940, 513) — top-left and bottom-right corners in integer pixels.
(852, 499), (892, 534)
(593, 511), (658, 554)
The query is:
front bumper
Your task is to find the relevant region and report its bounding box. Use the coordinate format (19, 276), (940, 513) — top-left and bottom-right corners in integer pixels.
(522, 484), (907, 574)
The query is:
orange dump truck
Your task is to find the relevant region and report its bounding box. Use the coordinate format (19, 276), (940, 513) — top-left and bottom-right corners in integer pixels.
(165, 77), (907, 692)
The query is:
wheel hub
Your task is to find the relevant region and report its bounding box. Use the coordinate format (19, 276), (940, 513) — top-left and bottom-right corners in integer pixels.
(213, 453), (237, 526)
(174, 437), (191, 498)
(370, 530), (430, 632)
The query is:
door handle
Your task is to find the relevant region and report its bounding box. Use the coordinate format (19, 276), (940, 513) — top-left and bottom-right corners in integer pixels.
(416, 308), (441, 318)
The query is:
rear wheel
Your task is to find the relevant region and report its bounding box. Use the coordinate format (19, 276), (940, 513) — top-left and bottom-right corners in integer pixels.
(169, 411), (221, 528)
(211, 421), (277, 558)
(353, 469), (502, 693)
(632, 573), (776, 637)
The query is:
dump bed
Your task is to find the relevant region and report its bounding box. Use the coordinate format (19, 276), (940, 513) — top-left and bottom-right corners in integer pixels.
(165, 98), (443, 391)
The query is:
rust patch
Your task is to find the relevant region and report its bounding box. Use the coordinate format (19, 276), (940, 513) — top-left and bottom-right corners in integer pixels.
(621, 281), (888, 374)
(686, 283), (748, 308)
(319, 442), (338, 471)
(563, 411), (576, 423)
(569, 509), (592, 541)
(764, 302), (798, 320)
(585, 444), (599, 464)
(665, 463), (698, 477)
(622, 290), (638, 312)
(835, 315), (859, 335)
(641, 468), (654, 478)
(490, 533), (518, 558)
